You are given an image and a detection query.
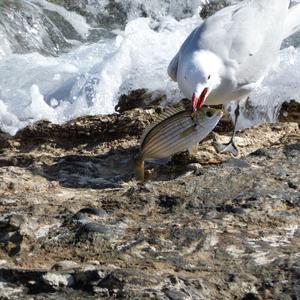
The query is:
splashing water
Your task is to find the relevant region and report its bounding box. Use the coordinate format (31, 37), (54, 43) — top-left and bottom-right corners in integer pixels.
(0, 0), (299, 135)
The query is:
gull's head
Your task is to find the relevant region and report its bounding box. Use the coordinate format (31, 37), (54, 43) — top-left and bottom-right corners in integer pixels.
(186, 50), (223, 110)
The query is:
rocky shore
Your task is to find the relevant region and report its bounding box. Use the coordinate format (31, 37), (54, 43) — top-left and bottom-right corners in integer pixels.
(0, 97), (299, 299)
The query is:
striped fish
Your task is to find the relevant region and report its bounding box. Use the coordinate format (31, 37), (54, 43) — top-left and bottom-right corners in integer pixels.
(133, 106), (223, 182)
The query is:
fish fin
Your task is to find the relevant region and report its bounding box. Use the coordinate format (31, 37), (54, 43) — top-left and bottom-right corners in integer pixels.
(188, 144), (198, 156)
(133, 153), (145, 183)
(156, 106), (185, 122)
(140, 106), (185, 144)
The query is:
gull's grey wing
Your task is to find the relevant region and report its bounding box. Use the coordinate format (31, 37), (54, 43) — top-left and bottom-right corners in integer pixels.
(174, 0), (290, 84)
(167, 25), (203, 82)
(167, 51), (179, 82)
(201, 0), (289, 83)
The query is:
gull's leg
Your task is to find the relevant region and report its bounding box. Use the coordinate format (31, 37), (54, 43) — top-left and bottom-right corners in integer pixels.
(214, 102), (240, 156)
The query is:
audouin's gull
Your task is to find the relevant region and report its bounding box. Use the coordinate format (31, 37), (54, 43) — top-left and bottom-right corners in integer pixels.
(168, 0), (300, 155)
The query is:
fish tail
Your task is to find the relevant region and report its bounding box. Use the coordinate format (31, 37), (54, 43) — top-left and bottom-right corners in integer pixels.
(133, 152), (145, 183)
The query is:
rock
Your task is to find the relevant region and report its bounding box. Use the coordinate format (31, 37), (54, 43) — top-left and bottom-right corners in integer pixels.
(77, 207), (108, 217)
(14, 108), (156, 150)
(51, 260), (81, 272)
(115, 89), (165, 113)
(0, 130), (11, 150)
(73, 207), (108, 223)
(0, 282), (27, 299)
(278, 100), (300, 125)
(73, 269), (103, 290)
(242, 293), (261, 300)
(0, 259), (7, 266)
(225, 158), (251, 168)
(42, 272), (74, 288)
(75, 222), (114, 247)
(78, 223), (112, 235)
(0, 99), (299, 299)
(159, 195), (184, 210)
(288, 181), (298, 190)
(187, 163), (203, 175)
(0, 214), (23, 256)
(165, 289), (189, 300)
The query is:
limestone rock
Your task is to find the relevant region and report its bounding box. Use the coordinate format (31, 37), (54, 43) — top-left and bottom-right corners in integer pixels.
(0, 97), (299, 299)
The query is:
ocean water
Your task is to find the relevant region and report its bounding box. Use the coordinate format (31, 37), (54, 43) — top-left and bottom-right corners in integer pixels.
(0, 0), (299, 135)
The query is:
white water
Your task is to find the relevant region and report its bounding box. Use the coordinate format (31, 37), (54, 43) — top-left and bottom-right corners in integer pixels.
(0, 0), (299, 135)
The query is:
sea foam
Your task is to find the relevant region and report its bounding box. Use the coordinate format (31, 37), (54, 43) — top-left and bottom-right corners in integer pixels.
(0, 1), (299, 135)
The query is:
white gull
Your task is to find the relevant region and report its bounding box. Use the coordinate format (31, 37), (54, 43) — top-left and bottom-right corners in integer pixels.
(168, 0), (300, 155)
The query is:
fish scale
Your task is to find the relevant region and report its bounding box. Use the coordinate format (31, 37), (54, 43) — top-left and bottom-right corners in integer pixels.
(144, 119), (197, 157)
(133, 106), (223, 182)
(143, 112), (193, 155)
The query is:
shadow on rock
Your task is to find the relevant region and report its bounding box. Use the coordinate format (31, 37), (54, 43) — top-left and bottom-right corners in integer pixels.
(42, 148), (138, 189)
(36, 145), (201, 188)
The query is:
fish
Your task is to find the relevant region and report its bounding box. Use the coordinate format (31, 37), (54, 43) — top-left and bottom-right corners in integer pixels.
(133, 106), (223, 182)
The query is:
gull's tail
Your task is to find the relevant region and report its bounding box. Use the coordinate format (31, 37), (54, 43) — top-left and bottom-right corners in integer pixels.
(283, 3), (300, 39)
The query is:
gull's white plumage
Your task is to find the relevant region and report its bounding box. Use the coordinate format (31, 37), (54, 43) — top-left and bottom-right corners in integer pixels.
(168, 0), (300, 106)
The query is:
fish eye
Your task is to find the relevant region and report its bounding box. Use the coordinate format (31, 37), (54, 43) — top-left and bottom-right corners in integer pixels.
(206, 110), (213, 118)
(207, 75), (211, 80)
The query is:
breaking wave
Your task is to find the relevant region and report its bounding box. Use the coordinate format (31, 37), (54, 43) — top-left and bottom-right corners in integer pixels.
(0, 0), (299, 135)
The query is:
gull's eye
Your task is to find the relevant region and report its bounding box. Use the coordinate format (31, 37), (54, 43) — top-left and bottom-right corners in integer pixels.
(207, 75), (211, 80)
(206, 110), (213, 118)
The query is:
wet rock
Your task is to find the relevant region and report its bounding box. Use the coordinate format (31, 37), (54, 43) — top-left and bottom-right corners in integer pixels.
(0, 0), (72, 56)
(278, 100), (300, 125)
(0, 130), (10, 150)
(115, 89), (165, 113)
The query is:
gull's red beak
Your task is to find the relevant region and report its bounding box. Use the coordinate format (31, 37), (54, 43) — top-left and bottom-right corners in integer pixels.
(192, 93), (197, 111)
(192, 88), (208, 111)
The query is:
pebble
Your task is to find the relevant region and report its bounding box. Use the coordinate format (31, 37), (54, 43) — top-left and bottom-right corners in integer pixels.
(51, 260), (81, 272)
(80, 223), (111, 234)
(42, 272), (74, 288)
(159, 195), (184, 209)
(187, 163), (203, 175)
(78, 207), (108, 217)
